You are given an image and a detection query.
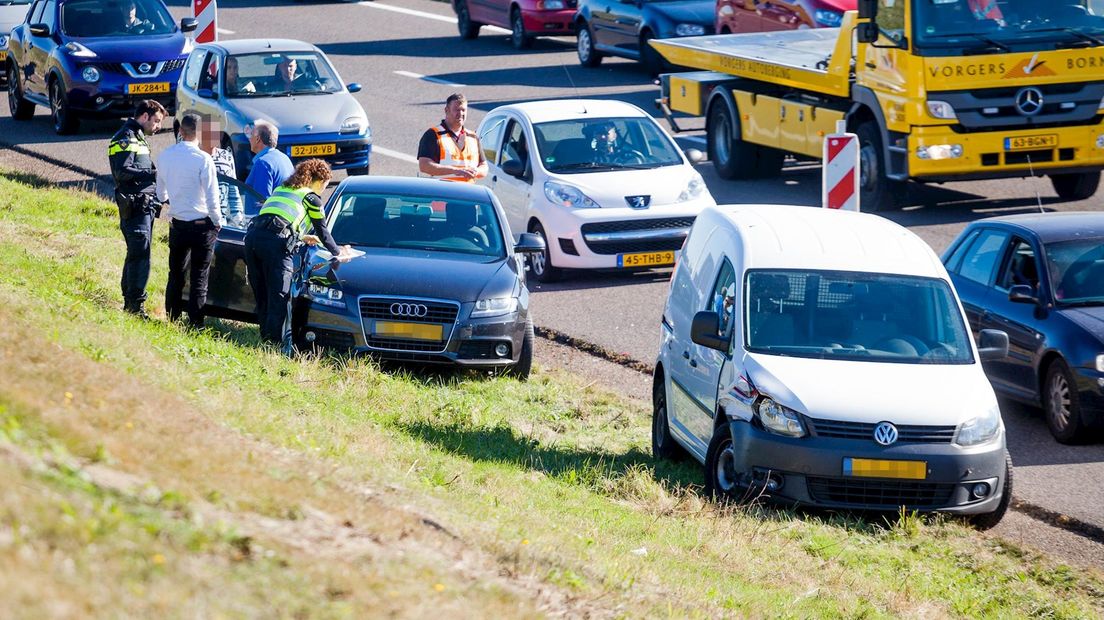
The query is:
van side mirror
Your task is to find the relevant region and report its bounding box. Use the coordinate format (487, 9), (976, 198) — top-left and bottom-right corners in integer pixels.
(502, 158), (526, 179)
(684, 148), (704, 164)
(514, 232), (546, 254)
(691, 311), (729, 352)
(1008, 284), (1039, 305)
(977, 329), (1009, 362)
(28, 23), (50, 37)
(180, 17), (198, 33)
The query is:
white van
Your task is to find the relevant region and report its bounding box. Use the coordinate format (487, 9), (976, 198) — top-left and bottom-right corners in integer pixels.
(654, 205), (1013, 527)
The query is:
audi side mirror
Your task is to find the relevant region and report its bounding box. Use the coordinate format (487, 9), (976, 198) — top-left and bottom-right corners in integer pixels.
(181, 18), (198, 33)
(514, 232), (546, 254)
(977, 329), (1009, 362)
(691, 311), (728, 352)
(1008, 284), (1039, 305)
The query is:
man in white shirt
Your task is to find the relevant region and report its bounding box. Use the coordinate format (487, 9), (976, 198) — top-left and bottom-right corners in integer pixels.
(156, 113), (225, 328)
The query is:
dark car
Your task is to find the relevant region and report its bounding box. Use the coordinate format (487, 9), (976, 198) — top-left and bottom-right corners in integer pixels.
(453, 0), (577, 50)
(574, 0), (714, 74)
(943, 213), (1104, 444)
(716, 0), (856, 35)
(203, 176), (546, 378)
(5, 0), (196, 134)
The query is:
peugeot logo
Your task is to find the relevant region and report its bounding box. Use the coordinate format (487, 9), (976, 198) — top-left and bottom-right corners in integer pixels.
(625, 195), (651, 209)
(390, 303), (428, 318)
(873, 422), (899, 446)
(1015, 87), (1044, 116)
(137, 62), (152, 74)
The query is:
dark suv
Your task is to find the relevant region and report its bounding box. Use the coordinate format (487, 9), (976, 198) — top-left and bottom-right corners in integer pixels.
(5, 0), (196, 134)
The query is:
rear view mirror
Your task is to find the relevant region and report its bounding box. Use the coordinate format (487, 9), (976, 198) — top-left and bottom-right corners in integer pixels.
(28, 23), (49, 37)
(691, 311), (728, 352)
(347, 83), (363, 93)
(856, 22), (879, 44)
(977, 329), (1009, 362)
(1008, 284), (1039, 305)
(514, 232), (546, 254)
(197, 88), (218, 100)
(181, 17), (198, 33)
(502, 158), (526, 179)
(684, 148), (704, 164)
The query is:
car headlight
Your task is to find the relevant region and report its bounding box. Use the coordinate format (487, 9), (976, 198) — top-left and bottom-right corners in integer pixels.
(677, 171), (705, 202)
(955, 406), (1002, 446)
(81, 66), (101, 83)
(754, 397), (807, 438)
(471, 297), (518, 318)
(341, 116), (367, 134)
(814, 9), (843, 27)
(1096, 354), (1104, 372)
(62, 42), (97, 58)
(537, 0), (566, 8)
(307, 283), (345, 308)
(544, 180), (599, 209)
(927, 100), (957, 120)
(675, 23), (706, 37)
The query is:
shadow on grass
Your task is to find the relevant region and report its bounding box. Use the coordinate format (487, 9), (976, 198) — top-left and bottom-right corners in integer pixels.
(0, 170), (107, 195)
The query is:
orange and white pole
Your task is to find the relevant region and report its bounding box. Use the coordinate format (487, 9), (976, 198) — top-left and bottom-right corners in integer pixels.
(822, 120), (860, 211)
(193, 0), (218, 44)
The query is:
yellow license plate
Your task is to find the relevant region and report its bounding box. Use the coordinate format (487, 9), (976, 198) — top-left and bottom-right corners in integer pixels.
(291, 144), (337, 157)
(618, 250), (675, 268)
(1004, 134), (1057, 151)
(127, 82), (170, 94)
(0, 51), (7, 62)
(374, 321), (443, 341)
(844, 458), (927, 480)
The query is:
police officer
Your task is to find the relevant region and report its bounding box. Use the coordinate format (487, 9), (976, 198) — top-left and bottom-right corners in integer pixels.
(109, 99), (167, 318)
(244, 159), (350, 350)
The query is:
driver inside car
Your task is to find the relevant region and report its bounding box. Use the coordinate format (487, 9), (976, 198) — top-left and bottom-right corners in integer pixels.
(119, 0), (152, 33)
(587, 122), (643, 165)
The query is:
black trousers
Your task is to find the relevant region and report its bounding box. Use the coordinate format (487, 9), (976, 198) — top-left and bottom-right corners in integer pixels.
(119, 209), (155, 308)
(244, 224), (294, 344)
(166, 217), (219, 326)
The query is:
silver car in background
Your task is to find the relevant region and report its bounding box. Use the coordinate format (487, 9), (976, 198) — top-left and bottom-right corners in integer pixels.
(174, 38), (371, 178)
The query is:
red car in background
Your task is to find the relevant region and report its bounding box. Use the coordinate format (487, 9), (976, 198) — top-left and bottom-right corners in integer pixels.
(453, 0), (577, 49)
(716, 0), (855, 35)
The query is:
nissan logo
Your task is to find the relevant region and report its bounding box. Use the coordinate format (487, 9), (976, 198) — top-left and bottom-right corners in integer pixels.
(1015, 87), (1044, 116)
(873, 422), (899, 446)
(390, 303), (428, 318)
(138, 62), (152, 74)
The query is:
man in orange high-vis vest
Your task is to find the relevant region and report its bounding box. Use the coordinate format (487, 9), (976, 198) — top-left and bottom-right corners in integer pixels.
(417, 93), (489, 183)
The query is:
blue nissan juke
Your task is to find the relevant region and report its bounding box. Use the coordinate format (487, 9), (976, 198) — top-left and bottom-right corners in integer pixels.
(5, 0), (197, 134)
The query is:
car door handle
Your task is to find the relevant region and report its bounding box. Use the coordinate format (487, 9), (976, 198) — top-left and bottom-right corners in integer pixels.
(682, 350), (690, 359)
(491, 175), (497, 183)
(689, 359), (698, 368)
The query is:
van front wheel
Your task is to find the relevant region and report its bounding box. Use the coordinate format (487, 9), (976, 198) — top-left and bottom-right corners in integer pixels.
(969, 451), (1013, 530)
(704, 424), (745, 500)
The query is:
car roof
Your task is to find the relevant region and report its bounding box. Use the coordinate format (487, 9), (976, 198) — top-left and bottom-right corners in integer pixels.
(708, 204), (946, 278)
(333, 176), (496, 202)
(970, 212), (1104, 243)
(492, 99), (648, 124)
(200, 39), (320, 55)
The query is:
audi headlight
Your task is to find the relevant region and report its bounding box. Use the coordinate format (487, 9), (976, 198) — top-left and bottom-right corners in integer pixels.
(544, 181), (599, 209)
(471, 297), (518, 319)
(927, 100), (957, 120)
(955, 406), (1001, 446)
(814, 9), (843, 27)
(81, 66), (101, 83)
(340, 115), (367, 134)
(537, 0), (566, 8)
(677, 171), (706, 202)
(754, 397), (807, 438)
(62, 42), (97, 58)
(675, 23), (706, 37)
(307, 283), (345, 308)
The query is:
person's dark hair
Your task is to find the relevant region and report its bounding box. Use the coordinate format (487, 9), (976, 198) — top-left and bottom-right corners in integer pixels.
(135, 99), (167, 119)
(285, 159), (332, 189)
(179, 113), (201, 139)
(445, 93), (467, 108)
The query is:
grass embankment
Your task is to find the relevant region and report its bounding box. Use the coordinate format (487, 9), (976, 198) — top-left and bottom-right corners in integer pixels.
(0, 169), (1102, 618)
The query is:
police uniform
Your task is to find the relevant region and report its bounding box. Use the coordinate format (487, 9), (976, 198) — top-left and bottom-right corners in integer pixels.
(417, 122), (484, 182)
(244, 185), (341, 345)
(108, 118), (159, 314)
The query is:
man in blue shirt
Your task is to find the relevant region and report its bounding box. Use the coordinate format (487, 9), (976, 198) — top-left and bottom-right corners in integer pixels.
(244, 120), (294, 206)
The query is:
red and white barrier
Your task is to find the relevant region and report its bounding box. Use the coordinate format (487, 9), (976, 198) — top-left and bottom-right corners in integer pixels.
(822, 120), (860, 211)
(193, 0), (218, 44)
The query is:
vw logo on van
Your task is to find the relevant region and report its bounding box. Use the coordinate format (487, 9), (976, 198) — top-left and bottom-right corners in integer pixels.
(390, 302), (428, 318)
(1015, 87), (1044, 116)
(873, 422), (899, 446)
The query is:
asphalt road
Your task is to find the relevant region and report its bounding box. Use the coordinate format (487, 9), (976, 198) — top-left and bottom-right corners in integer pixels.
(2, 0), (1102, 554)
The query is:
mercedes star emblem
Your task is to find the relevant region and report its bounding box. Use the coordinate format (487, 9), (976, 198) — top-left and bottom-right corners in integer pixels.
(1015, 87), (1044, 116)
(873, 422), (899, 446)
(390, 303), (428, 318)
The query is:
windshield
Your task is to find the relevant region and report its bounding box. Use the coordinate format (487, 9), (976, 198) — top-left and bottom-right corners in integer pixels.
(62, 0), (175, 38)
(744, 270), (974, 364)
(1045, 238), (1104, 306)
(226, 52), (343, 98)
(532, 116), (683, 174)
(913, 0), (1104, 55)
(329, 192), (506, 259)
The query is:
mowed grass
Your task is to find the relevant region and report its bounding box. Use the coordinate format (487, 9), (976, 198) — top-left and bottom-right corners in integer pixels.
(0, 169), (1102, 618)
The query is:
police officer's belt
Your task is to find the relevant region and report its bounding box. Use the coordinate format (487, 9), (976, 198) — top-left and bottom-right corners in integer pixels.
(252, 213), (291, 234)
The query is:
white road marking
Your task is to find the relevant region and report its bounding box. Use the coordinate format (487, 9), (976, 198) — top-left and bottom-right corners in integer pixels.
(373, 145), (420, 164)
(357, 1), (510, 33)
(216, 27), (235, 35)
(394, 70), (466, 88)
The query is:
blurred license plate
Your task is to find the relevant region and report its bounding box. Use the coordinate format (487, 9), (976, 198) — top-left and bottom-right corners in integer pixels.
(844, 458), (927, 480)
(1004, 134), (1057, 151)
(127, 82), (170, 94)
(617, 251), (675, 268)
(291, 144), (336, 157)
(374, 321), (442, 341)
(0, 51), (7, 62)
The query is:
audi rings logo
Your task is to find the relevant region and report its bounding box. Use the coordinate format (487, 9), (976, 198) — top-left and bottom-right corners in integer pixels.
(390, 302), (428, 318)
(1015, 87), (1044, 116)
(873, 422), (899, 446)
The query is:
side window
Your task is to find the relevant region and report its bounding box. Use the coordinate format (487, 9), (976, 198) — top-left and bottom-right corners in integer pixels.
(197, 53), (221, 92)
(182, 51), (208, 91)
(945, 229), (979, 274)
(959, 229), (1010, 285)
(479, 116), (506, 164)
(878, 0), (905, 38)
(996, 238), (1040, 292)
(501, 120), (529, 170)
(41, 0), (56, 32)
(708, 258), (737, 351)
(28, 0), (45, 25)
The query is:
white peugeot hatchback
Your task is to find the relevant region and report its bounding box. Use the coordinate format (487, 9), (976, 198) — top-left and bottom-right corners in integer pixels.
(655, 205), (1014, 527)
(475, 99), (715, 282)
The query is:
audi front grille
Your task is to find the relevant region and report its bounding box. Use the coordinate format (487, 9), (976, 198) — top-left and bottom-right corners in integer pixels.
(358, 296), (460, 353)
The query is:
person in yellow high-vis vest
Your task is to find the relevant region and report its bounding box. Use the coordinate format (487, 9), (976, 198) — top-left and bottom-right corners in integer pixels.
(243, 159), (351, 348)
(417, 93), (488, 182)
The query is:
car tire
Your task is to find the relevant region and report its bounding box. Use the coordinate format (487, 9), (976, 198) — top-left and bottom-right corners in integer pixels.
(969, 451), (1013, 530)
(707, 100), (758, 180)
(510, 8), (533, 50)
(456, 0), (482, 39)
(1044, 358), (1090, 444)
(577, 21), (603, 67)
(527, 221), (563, 283)
(7, 62), (35, 120)
(347, 165), (370, 176)
(49, 78), (79, 135)
(504, 317), (534, 381)
(856, 120), (905, 212)
(1050, 172), (1100, 201)
(704, 422), (745, 501)
(652, 373), (684, 461)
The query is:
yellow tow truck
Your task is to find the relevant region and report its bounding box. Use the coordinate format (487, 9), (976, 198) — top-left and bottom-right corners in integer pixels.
(652, 0), (1104, 210)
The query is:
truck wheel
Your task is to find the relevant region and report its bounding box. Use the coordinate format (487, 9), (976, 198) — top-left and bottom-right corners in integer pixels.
(652, 373), (685, 461)
(510, 8), (533, 50)
(969, 451), (1013, 530)
(527, 221), (563, 283)
(577, 21), (603, 67)
(1044, 358), (1090, 444)
(456, 0), (481, 39)
(1050, 172), (1100, 201)
(504, 318), (534, 381)
(7, 63), (35, 120)
(856, 121), (902, 212)
(49, 78), (79, 135)
(704, 423), (745, 500)
(707, 101), (758, 180)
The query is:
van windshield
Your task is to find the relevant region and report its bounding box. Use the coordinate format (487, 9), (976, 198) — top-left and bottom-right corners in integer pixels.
(744, 270), (974, 364)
